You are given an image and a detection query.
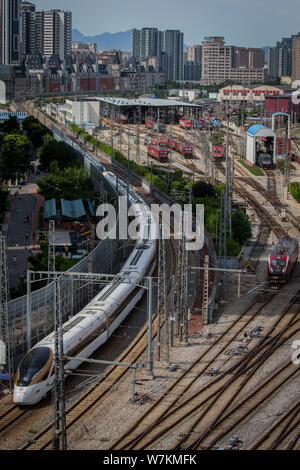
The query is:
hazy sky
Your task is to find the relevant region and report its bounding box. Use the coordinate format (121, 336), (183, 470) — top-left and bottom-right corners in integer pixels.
(33, 0), (300, 47)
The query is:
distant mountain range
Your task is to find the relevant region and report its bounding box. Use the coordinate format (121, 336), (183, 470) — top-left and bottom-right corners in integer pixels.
(72, 29), (132, 51)
(72, 29), (272, 64)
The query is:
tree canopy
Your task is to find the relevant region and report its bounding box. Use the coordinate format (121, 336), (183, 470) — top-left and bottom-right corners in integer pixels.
(39, 139), (79, 170)
(192, 181), (217, 199)
(22, 115), (50, 148)
(0, 133), (30, 182)
(37, 167), (96, 200)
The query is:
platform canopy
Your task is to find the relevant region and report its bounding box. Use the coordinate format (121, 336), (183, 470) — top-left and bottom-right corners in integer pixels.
(44, 198), (57, 219)
(0, 111), (27, 121)
(94, 96), (201, 108)
(61, 199), (86, 218)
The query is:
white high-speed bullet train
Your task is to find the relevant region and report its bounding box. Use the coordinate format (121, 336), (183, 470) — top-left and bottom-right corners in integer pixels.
(13, 171), (158, 405)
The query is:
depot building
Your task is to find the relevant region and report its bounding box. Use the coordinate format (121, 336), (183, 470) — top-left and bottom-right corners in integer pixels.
(218, 84), (285, 103)
(65, 96), (203, 126)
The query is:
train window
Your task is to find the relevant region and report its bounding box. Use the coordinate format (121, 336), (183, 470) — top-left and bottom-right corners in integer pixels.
(17, 347), (51, 387)
(271, 259), (286, 266)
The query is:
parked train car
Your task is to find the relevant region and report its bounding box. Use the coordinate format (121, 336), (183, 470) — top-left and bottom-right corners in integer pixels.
(145, 118), (166, 133)
(13, 172), (158, 405)
(268, 237), (298, 284)
(147, 145), (168, 163)
(213, 145), (224, 162)
(150, 137), (168, 148)
(159, 135), (171, 146)
(175, 141), (193, 158)
(179, 117), (192, 130)
(192, 119), (204, 129)
(257, 152), (273, 169)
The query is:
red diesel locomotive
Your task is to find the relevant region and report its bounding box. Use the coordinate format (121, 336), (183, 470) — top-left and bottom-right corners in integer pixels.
(179, 117), (192, 130)
(213, 145), (224, 161)
(147, 145), (168, 163)
(268, 237), (298, 284)
(176, 141), (193, 158)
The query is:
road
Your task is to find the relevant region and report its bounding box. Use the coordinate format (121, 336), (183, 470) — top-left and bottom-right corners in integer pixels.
(6, 175), (44, 290)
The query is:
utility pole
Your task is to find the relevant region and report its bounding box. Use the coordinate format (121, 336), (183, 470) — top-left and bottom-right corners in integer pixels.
(202, 255), (210, 325)
(0, 232), (12, 389)
(47, 220), (56, 285)
(53, 275), (67, 451)
(219, 113), (232, 301)
(157, 223), (169, 363)
(177, 228), (189, 344)
(88, 225), (96, 301)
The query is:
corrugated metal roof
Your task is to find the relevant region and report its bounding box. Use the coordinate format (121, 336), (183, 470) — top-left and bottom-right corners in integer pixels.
(93, 97), (201, 108)
(45, 199), (57, 219)
(247, 124), (266, 136)
(87, 199), (96, 216)
(247, 124), (275, 137)
(61, 199), (86, 218)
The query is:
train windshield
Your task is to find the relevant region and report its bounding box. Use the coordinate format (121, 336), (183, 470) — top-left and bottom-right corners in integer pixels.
(271, 259), (286, 266)
(17, 347), (51, 387)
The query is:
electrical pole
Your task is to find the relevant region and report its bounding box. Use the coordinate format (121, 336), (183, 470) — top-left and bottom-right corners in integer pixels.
(202, 255), (209, 325)
(157, 223), (168, 362)
(177, 227), (189, 344)
(221, 113), (232, 300)
(0, 232), (12, 389)
(53, 275), (67, 451)
(47, 220), (56, 285)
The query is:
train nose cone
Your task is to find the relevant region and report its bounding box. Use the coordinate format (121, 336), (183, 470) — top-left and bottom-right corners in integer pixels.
(13, 387), (26, 404)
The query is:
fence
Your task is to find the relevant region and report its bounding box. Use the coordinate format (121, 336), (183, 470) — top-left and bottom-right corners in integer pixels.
(8, 128), (123, 363)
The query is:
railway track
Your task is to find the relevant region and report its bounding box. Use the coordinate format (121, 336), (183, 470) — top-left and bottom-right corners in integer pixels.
(13, 107), (298, 451)
(16, 236), (178, 450)
(243, 222), (270, 272)
(173, 296), (300, 450)
(111, 288), (281, 450)
(2, 107), (183, 449)
(250, 400), (300, 450)
(111, 287), (300, 450)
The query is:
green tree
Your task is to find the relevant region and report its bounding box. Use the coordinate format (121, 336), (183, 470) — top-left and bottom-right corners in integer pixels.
(0, 133), (30, 182)
(37, 167), (96, 200)
(1, 116), (20, 134)
(22, 115), (50, 148)
(39, 139), (79, 170)
(231, 209), (252, 245)
(192, 181), (217, 199)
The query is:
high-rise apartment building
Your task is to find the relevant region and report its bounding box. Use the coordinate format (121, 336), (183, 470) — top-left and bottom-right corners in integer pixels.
(132, 28), (160, 61)
(292, 34), (300, 81)
(201, 37), (264, 83)
(132, 27), (184, 81)
(43, 9), (72, 60)
(248, 48), (265, 68)
(269, 36), (294, 78)
(20, 5), (72, 61)
(0, 0), (21, 65)
(235, 47), (248, 68)
(187, 45), (202, 62)
(201, 37), (234, 82)
(162, 30), (184, 81)
(20, 1), (36, 58)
